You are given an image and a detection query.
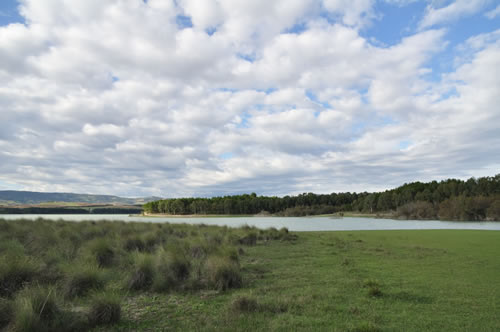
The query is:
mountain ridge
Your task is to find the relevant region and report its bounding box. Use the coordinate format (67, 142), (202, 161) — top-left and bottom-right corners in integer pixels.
(0, 190), (161, 205)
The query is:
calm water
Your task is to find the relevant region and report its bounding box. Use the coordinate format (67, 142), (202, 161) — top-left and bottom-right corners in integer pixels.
(1, 214), (500, 231)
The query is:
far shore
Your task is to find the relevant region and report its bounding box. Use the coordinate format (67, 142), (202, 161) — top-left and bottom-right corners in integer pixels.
(139, 212), (257, 218)
(138, 212), (397, 219)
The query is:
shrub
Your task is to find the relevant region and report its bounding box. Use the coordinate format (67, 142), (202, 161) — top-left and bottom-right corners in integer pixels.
(64, 267), (104, 299)
(396, 201), (437, 220)
(486, 198), (500, 220)
(204, 256), (242, 291)
(87, 293), (121, 326)
(128, 254), (155, 291)
(0, 255), (39, 297)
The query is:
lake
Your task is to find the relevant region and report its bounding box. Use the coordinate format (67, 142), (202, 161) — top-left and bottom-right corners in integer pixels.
(1, 214), (500, 231)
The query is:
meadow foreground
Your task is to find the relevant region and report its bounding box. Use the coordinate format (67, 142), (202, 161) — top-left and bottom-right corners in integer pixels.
(0, 219), (499, 331)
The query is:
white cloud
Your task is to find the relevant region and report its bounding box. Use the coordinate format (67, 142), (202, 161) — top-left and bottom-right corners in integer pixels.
(322, 0), (376, 28)
(0, 1), (498, 197)
(420, 0), (492, 29)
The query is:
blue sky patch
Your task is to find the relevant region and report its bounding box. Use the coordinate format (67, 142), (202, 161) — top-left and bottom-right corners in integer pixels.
(363, 1), (427, 46)
(237, 53), (256, 63)
(0, 0), (24, 26)
(237, 113), (252, 128)
(176, 15), (193, 29)
(283, 22), (308, 35)
(205, 26), (217, 36)
(306, 90), (331, 109)
(219, 152), (234, 160)
(399, 140), (412, 150)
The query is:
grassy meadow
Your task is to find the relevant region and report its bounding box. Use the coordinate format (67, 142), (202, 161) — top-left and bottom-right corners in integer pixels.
(0, 218), (499, 331)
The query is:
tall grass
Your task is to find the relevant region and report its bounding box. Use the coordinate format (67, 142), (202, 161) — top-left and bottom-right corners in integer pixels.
(0, 217), (296, 329)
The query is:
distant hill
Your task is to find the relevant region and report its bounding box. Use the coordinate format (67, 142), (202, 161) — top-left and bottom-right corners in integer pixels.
(0, 190), (161, 205)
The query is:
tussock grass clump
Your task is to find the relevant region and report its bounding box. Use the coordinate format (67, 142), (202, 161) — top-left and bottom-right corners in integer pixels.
(204, 256), (242, 291)
(123, 237), (146, 252)
(189, 245), (207, 259)
(88, 239), (115, 268)
(0, 239), (25, 256)
(127, 254), (155, 291)
(260, 300), (288, 313)
(87, 292), (121, 326)
(11, 287), (60, 332)
(143, 232), (164, 252)
(64, 267), (104, 299)
(230, 295), (259, 313)
(0, 255), (39, 297)
(0, 298), (13, 328)
(153, 249), (191, 291)
(229, 296), (288, 314)
(238, 233), (257, 246)
(364, 280), (383, 298)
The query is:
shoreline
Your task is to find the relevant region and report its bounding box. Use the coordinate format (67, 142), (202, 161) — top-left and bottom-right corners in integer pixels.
(139, 212), (395, 219)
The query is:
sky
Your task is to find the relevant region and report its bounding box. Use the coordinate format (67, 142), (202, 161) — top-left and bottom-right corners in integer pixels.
(0, 0), (499, 198)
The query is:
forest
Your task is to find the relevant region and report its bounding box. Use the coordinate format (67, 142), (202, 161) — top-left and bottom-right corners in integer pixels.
(143, 174), (500, 221)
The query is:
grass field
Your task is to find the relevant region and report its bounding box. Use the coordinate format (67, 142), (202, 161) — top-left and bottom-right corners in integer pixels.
(1, 219), (499, 331)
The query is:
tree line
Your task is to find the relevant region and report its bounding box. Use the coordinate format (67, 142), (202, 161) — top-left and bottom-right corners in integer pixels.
(143, 174), (500, 221)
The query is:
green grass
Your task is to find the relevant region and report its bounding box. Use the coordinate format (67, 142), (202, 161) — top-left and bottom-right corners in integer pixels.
(0, 218), (499, 331)
(98, 230), (500, 332)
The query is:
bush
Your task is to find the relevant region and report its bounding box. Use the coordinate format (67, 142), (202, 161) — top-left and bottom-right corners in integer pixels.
(64, 267), (104, 299)
(204, 256), (242, 291)
(486, 198), (500, 220)
(128, 254), (155, 291)
(0, 255), (39, 297)
(396, 201), (437, 220)
(88, 293), (121, 326)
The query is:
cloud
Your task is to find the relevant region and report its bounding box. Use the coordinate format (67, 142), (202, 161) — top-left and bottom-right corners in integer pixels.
(485, 4), (500, 19)
(0, 1), (498, 197)
(419, 0), (492, 29)
(322, 0), (376, 28)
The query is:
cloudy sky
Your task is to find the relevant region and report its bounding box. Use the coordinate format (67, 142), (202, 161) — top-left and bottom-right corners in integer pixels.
(0, 0), (499, 198)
